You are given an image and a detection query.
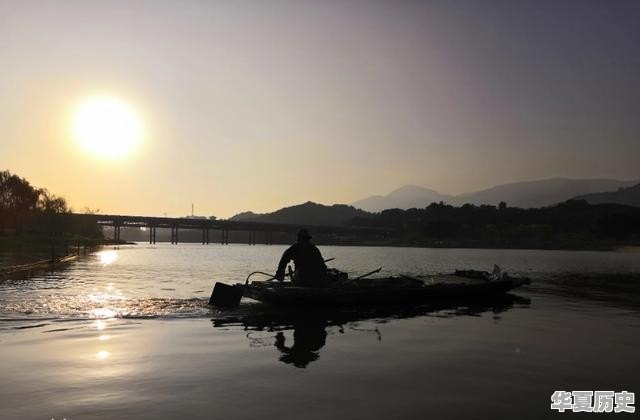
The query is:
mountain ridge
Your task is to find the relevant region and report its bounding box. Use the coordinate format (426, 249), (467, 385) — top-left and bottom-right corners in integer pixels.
(228, 201), (372, 226)
(351, 178), (640, 211)
(352, 184), (453, 212)
(574, 183), (640, 207)
(228, 178), (640, 223)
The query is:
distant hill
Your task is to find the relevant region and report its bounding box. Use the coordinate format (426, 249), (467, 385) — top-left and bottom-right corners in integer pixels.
(351, 185), (454, 212)
(352, 178), (640, 211)
(229, 201), (372, 226)
(574, 183), (640, 207)
(229, 211), (263, 221)
(457, 178), (640, 208)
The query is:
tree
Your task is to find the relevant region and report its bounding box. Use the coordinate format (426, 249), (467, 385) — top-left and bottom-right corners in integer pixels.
(0, 170), (40, 232)
(38, 189), (69, 214)
(0, 170), (70, 234)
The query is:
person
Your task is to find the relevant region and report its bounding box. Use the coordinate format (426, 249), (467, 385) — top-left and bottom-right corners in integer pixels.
(275, 228), (327, 286)
(274, 316), (328, 368)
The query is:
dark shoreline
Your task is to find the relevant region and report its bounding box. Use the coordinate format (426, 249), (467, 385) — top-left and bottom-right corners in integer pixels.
(0, 236), (135, 272)
(88, 238), (640, 252)
(1, 235), (637, 274)
(338, 240), (640, 252)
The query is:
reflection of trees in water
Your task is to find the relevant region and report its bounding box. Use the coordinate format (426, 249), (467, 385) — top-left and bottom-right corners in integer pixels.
(534, 273), (640, 311)
(211, 293), (530, 368)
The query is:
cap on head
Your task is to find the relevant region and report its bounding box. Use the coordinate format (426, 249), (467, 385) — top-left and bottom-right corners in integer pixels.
(297, 228), (312, 242)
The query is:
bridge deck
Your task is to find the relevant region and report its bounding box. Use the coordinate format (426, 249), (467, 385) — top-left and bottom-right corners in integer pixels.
(58, 213), (393, 244)
(64, 213), (391, 234)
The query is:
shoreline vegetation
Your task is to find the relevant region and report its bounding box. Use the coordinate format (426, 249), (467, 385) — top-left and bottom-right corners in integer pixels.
(0, 169), (113, 270)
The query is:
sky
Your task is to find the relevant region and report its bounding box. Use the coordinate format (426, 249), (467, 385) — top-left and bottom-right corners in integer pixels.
(1, 0), (639, 218)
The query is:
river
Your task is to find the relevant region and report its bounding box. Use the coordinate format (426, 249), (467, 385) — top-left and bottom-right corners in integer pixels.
(1, 244), (639, 419)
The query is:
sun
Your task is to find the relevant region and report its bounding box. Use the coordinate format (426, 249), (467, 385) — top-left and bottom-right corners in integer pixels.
(72, 95), (144, 159)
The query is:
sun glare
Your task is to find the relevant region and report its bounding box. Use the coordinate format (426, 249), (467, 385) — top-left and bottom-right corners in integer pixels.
(72, 95), (144, 159)
(97, 250), (118, 265)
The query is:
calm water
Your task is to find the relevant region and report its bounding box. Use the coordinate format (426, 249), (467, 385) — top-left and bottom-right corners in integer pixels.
(1, 244), (639, 419)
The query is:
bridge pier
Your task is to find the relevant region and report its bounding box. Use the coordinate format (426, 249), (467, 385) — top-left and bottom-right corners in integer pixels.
(170, 226), (179, 244)
(75, 213), (389, 247)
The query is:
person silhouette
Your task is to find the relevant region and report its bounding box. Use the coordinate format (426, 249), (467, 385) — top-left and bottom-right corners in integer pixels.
(275, 229), (327, 286)
(274, 316), (328, 368)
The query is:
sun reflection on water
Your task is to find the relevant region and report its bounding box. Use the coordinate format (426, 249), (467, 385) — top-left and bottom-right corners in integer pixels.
(93, 316), (114, 363)
(86, 277), (127, 319)
(90, 308), (119, 319)
(97, 250), (118, 265)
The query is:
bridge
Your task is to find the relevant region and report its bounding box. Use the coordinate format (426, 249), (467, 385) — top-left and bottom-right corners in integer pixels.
(61, 213), (393, 245)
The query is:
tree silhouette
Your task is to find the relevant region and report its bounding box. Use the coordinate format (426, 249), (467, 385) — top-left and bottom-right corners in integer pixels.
(1, 170), (70, 235)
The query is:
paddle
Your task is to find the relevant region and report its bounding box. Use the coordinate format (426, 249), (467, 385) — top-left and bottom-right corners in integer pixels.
(352, 267), (382, 281)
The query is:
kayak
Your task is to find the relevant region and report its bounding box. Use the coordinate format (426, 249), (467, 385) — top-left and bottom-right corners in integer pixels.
(210, 268), (530, 308)
(242, 274), (529, 306)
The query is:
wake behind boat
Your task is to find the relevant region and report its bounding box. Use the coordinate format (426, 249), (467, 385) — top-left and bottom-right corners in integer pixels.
(209, 266), (531, 308)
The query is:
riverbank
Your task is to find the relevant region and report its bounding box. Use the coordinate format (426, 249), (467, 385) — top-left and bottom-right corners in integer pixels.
(0, 253), (79, 278)
(97, 237), (640, 252)
(0, 234), (132, 269)
(617, 245), (640, 253)
(316, 238), (640, 252)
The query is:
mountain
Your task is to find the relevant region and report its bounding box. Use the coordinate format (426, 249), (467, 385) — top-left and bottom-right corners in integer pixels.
(229, 211), (263, 221)
(352, 178), (640, 211)
(231, 178), (640, 225)
(574, 183), (640, 207)
(458, 178), (640, 208)
(351, 185), (453, 212)
(229, 201), (372, 226)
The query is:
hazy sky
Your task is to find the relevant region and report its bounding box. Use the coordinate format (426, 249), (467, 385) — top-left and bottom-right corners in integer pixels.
(1, 0), (639, 217)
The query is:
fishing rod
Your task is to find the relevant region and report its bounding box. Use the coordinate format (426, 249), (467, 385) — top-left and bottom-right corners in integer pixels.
(244, 257), (336, 285)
